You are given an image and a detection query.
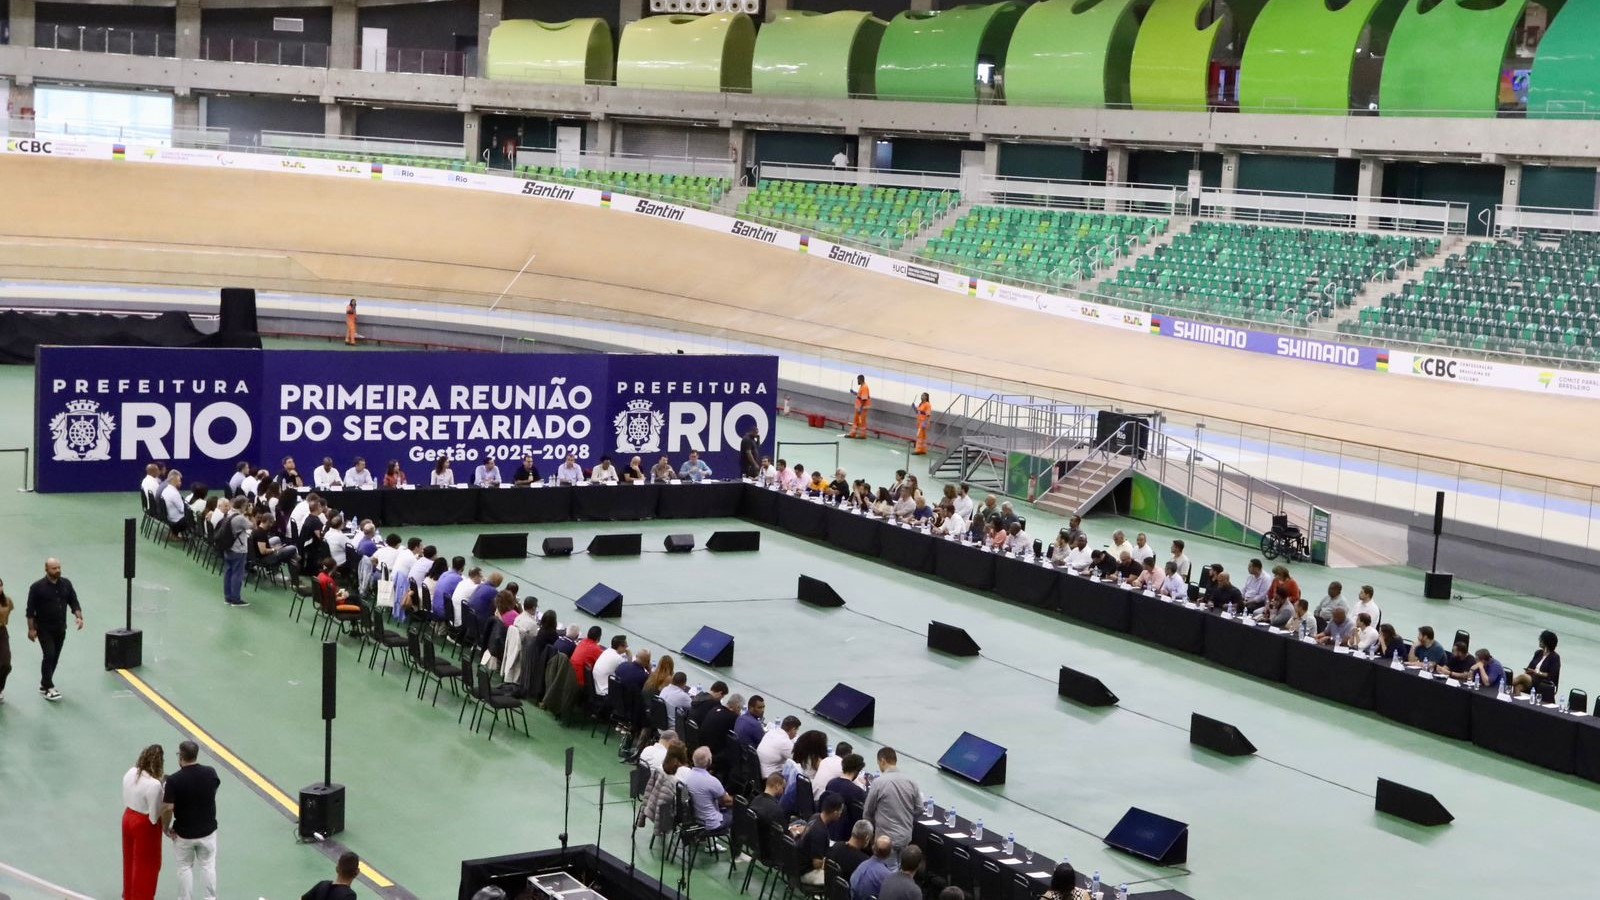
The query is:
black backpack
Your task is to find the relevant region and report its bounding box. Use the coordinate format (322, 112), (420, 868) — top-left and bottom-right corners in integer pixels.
(212, 514), (239, 553)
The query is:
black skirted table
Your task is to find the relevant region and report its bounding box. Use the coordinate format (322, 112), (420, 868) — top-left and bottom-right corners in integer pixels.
(309, 481), (1600, 786)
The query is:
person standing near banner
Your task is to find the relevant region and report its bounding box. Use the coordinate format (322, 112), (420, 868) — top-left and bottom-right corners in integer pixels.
(847, 375), (872, 439)
(122, 744), (166, 900)
(26, 557), (82, 702)
(912, 393), (932, 456)
(344, 299), (358, 346)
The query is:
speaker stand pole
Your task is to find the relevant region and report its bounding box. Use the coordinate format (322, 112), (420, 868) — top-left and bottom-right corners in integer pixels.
(323, 716), (333, 788)
(594, 777), (606, 866)
(1431, 531), (1441, 573)
(558, 749), (572, 863)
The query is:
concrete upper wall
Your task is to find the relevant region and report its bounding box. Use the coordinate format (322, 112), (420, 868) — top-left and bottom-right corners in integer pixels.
(0, 152), (1589, 485)
(5, 43), (1600, 163)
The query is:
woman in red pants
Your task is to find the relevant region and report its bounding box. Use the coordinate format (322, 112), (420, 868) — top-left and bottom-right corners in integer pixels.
(121, 744), (165, 900)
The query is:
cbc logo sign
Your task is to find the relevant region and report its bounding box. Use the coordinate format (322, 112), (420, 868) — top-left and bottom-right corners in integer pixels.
(5, 139), (54, 154)
(1412, 357), (1458, 379)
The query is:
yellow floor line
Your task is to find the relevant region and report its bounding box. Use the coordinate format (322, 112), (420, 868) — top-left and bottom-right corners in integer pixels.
(116, 668), (397, 890)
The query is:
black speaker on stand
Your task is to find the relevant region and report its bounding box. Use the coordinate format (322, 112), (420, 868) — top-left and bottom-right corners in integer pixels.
(1424, 491), (1453, 599)
(299, 642), (346, 839)
(105, 517), (143, 670)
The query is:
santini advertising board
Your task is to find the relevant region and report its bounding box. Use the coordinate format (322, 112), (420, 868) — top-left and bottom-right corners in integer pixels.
(34, 347), (778, 493)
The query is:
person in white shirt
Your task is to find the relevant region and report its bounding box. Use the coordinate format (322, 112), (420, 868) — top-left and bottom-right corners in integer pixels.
(952, 484), (975, 520)
(758, 716), (800, 777)
(1132, 533), (1156, 564)
(1110, 530), (1135, 561)
(389, 540), (417, 600)
(474, 457), (502, 488)
(640, 730), (677, 771)
(933, 507), (966, 538)
(160, 471), (188, 538)
(372, 533), (400, 582)
(313, 458), (343, 490)
(1347, 612), (1379, 653)
(122, 744), (166, 896)
(556, 453), (586, 485)
(890, 488), (916, 519)
(1240, 558), (1271, 611)
(592, 635), (629, 695)
(1169, 540), (1192, 581)
(811, 741), (855, 799)
(431, 458), (455, 487)
(1159, 561), (1188, 600)
(678, 451), (713, 483)
(592, 457), (620, 484)
(1349, 585), (1381, 626)
(408, 546), (435, 600)
(240, 470), (262, 499)
(1064, 536), (1094, 570)
(757, 458), (779, 488)
(1004, 523), (1032, 556)
(140, 463), (163, 501)
(207, 498), (232, 530)
(227, 462), (250, 497)
(343, 457), (375, 489)
(451, 569), (480, 627)
(831, 148), (850, 169)
(325, 515), (351, 569)
(289, 493), (318, 534)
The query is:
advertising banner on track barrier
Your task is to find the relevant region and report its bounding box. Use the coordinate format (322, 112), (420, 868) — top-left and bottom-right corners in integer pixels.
(1386, 350), (1600, 398)
(1152, 315), (1388, 370)
(33, 347), (777, 493)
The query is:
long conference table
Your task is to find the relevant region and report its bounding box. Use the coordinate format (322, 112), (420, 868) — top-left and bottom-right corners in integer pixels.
(319, 482), (1600, 785)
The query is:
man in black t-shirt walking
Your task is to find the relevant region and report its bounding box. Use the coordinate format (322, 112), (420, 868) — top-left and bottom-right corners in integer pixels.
(25, 557), (82, 701)
(162, 740), (221, 900)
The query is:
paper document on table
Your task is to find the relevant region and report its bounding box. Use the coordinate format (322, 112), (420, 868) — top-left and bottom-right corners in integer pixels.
(944, 832), (969, 839)
(917, 820), (940, 826)
(1000, 859), (1024, 866)
(1025, 872), (1051, 878)
(974, 846), (1000, 854)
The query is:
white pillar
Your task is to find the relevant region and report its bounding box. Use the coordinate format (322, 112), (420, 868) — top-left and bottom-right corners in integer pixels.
(175, 0), (200, 59)
(324, 102), (354, 137)
(173, 94), (201, 131)
(1220, 151), (1239, 192)
(8, 81), (35, 128)
(330, 0), (357, 70)
(477, 0), (502, 75)
(1356, 157), (1384, 229)
(618, 0), (646, 31)
(463, 110), (482, 162)
(9, 0), (35, 48)
(1104, 145), (1128, 211)
(1501, 161), (1522, 215)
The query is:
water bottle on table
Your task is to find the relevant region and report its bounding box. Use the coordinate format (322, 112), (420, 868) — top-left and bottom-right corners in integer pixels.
(1091, 871), (1101, 897)
(924, 795), (935, 817)
(973, 818), (984, 841)
(1116, 885), (1130, 900)
(946, 806), (957, 829)
(1003, 831), (1015, 856)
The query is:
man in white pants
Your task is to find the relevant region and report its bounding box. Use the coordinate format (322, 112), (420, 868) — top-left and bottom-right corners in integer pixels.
(162, 740), (221, 900)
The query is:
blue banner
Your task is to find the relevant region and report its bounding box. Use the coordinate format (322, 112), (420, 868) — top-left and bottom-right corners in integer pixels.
(1152, 315), (1389, 371)
(34, 347), (777, 493)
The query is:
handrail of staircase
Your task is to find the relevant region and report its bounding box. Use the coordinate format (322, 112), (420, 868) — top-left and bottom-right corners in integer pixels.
(1150, 427), (1321, 537)
(926, 393), (996, 476)
(1031, 418), (1140, 491)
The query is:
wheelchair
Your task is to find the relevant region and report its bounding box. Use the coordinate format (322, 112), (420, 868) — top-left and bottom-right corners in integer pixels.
(1259, 513), (1310, 563)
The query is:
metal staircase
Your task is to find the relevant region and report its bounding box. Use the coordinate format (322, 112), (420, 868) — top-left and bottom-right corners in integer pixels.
(925, 393), (1104, 494)
(1032, 421), (1142, 517)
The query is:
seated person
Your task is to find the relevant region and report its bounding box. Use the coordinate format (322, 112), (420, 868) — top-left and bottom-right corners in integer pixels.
(799, 796), (845, 886)
(1437, 641), (1476, 680)
(747, 774), (788, 858)
(512, 454), (541, 486)
(891, 488), (916, 519)
(1407, 626), (1448, 668)
(778, 462), (802, 493)
(1313, 580), (1345, 628)
(384, 461), (409, 488)
(1115, 551), (1143, 583)
(313, 457), (343, 490)
(755, 457), (778, 487)
(1373, 623), (1408, 661)
(1001, 522), (1030, 556)
(806, 470), (832, 497)
(1349, 585), (1381, 627)
(343, 457), (375, 489)
(871, 488), (894, 518)
(1240, 559), (1271, 612)
(1159, 561), (1188, 600)
(986, 521), (1010, 552)
(473, 456), (503, 488)
(849, 481), (875, 510)
(1064, 536), (1093, 571)
(1283, 599), (1312, 636)
(651, 456), (676, 484)
(1206, 571), (1243, 612)
(622, 456), (649, 484)
(911, 497), (935, 523)
(1512, 630), (1561, 699)
(1346, 612), (1379, 654)
(1090, 549), (1119, 579)
(931, 506), (965, 538)
(1470, 648), (1506, 690)
(1252, 585), (1291, 623)
(828, 820), (874, 882)
(828, 469), (850, 497)
(850, 838), (897, 900)
(678, 451), (713, 483)
(1135, 557), (1162, 592)
(592, 456), (620, 484)
(681, 747), (732, 834)
(556, 453), (586, 485)
(429, 458), (454, 487)
(1316, 606), (1354, 646)
(315, 558), (361, 614)
(1048, 533), (1071, 566)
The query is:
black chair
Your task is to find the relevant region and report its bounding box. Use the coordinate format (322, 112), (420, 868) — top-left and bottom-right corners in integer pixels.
(646, 694), (672, 733)
(682, 714), (703, 751)
(476, 666), (530, 740)
(948, 845), (977, 897)
(362, 606), (409, 675)
(730, 742), (762, 800)
(922, 832), (948, 882)
(1009, 870), (1038, 900)
(1453, 629), (1470, 649)
(825, 863), (850, 900)
(310, 579), (362, 642)
(668, 784), (722, 867)
(791, 775), (815, 820)
(775, 829), (824, 900)
(608, 675), (640, 747)
(629, 762), (652, 800)
(750, 820), (787, 900)
(458, 657), (487, 729)
(402, 628), (431, 699)
(1570, 689), (1589, 715)
(421, 632), (463, 707)
(726, 796), (755, 879)
(579, 665), (609, 734)
(978, 856), (1005, 900)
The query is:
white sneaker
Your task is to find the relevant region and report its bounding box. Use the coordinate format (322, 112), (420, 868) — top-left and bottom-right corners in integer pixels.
(43, 688), (62, 702)
(735, 853), (753, 865)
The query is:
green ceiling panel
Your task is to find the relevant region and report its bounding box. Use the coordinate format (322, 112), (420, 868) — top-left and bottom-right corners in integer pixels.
(1379, 0), (1528, 117)
(616, 13), (756, 93)
(1239, 0), (1405, 114)
(875, 3), (1026, 102)
(1004, 0), (1149, 108)
(485, 19), (614, 85)
(752, 10), (887, 98)
(1529, 0), (1600, 118)
(1129, 0), (1268, 111)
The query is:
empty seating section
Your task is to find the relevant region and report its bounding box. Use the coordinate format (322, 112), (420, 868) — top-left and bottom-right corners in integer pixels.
(1106, 222), (1437, 325)
(295, 149), (489, 174)
(738, 180), (960, 250)
(921, 207), (1168, 286)
(1345, 234), (1600, 360)
(517, 166), (731, 205)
